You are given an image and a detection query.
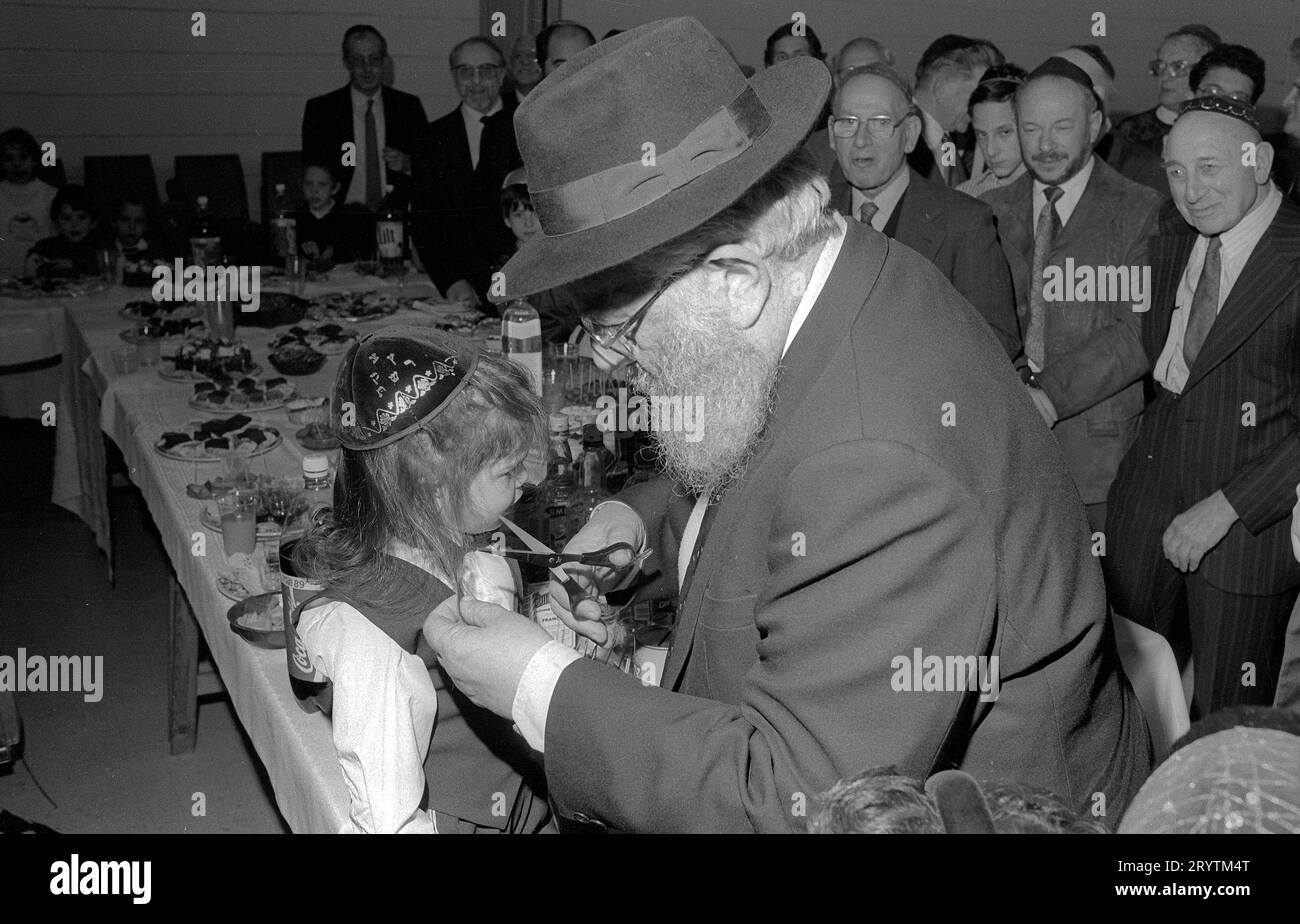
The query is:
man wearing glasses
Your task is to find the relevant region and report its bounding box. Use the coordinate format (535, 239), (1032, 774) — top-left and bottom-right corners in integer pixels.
(424, 19), (1151, 833)
(1108, 24), (1220, 192)
(411, 37), (521, 308)
(301, 24), (428, 211)
(825, 65), (1019, 359)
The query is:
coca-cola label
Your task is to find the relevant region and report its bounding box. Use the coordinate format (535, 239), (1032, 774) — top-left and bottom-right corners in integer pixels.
(281, 574), (326, 681)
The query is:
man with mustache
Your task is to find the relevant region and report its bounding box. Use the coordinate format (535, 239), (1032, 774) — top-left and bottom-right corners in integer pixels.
(984, 60), (1162, 536)
(423, 19), (1151, 833)
(1107, 97), (1300, 715)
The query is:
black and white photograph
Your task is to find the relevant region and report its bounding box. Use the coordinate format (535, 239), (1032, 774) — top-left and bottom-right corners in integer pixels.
(0, 0), (1296, 891)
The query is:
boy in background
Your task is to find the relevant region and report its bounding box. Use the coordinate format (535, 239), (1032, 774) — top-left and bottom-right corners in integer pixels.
(496, 169), (575, 342)
(26, 184), (100, 278)
(296, 162), (367, 266)
(0, 127), (59, 277)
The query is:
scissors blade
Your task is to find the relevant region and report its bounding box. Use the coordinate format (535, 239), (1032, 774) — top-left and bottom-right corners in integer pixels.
(498, 516), (589, 601)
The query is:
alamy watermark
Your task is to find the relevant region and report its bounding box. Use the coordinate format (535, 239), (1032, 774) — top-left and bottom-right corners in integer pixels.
(890, 647), (1000, 702)
(0, 648), (103, 703)
(151, 260), (262, 312)
(595, 387), (703, 441)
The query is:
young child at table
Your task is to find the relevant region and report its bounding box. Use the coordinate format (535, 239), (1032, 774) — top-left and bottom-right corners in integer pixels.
(294, 162), (366, 265)
(289, 326), (552, 833)
(0, 127), (59, 277)
(25, 184), (101, 278)
(110, 196), (152, 259)
(493, 169), (577, 342)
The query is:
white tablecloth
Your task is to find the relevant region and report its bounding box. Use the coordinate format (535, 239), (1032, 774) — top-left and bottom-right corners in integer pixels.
(76, 270), (457, 832)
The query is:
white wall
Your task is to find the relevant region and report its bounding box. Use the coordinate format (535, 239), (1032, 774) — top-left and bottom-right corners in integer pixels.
(6, 0), (1299, 214)
(564, 0), (1300, 123)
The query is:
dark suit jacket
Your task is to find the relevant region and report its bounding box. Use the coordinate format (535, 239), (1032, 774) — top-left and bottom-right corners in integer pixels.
(411, 101), (522, 298)
(829, 166), (1021, 359)
(907, 123), (973, 187)
(543, 219), (1152, 833)
(984, 159), (1162, 504)
(301, 84), (428, 201)
(1106, 199), (1300, 609)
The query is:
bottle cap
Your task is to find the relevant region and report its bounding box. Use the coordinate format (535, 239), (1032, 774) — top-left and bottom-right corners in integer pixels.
(196, 195), (208, 207)
(302, 454), (330, 478)
(275, 183), (285, 193)
(548, 413), (569, 432)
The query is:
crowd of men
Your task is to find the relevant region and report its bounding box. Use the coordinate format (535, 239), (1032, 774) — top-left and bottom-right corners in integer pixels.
(288, 17), (1300, 832)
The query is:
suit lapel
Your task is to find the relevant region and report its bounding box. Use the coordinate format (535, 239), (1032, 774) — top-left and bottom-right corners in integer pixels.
(994, 175), (1034, 262)
(1183, 201), (1300, 391)
(891, 172), (941, 258)
(662, 220), (891, 691)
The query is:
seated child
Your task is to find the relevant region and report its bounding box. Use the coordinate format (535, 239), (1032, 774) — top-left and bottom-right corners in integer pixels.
(0, 127), (59, 277)
(294, 162), (367, 265)
(26, 184), (101, 278)
(289, 326), (552, 833)
(494, 169), (578, 342)
(111, 196), (153, 259)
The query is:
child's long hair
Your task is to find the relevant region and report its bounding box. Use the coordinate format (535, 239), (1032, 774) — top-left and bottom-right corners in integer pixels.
(294, 351), (544, 607)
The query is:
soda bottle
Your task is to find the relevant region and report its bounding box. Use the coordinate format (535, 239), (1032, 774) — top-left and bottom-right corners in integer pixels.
(280, 454), (333, 710)
(376, 185), (405, 282)
(531, 414), (575, 550)
(189, 195), (222, 267)
(269, 183), (297, 260)
(502, 300), (543, 396)
(566, 424), (612, 537)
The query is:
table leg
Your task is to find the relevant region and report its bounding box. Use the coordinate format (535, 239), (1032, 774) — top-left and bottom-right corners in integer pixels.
(168, 577), (199, 755)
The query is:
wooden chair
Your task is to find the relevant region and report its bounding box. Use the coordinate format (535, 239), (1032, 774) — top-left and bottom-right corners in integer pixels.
(84, 154), (161, 222)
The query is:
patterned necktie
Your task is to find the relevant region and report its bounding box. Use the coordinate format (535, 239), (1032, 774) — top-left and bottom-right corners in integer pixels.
(364, 98), (381, 209)
(857, 200), (879, 227)
(1025, 185), (1063, 369)
(1182, 235), (1223, 372)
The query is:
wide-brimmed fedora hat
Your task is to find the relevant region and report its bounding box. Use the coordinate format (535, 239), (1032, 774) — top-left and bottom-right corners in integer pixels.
(493, 16), (831, 302)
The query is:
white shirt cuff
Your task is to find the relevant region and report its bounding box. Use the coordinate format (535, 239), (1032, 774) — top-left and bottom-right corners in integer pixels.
(511, 640), (582, 752)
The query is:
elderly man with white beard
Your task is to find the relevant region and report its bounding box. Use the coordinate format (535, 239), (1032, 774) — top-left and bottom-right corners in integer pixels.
(423, 18), (1152, 833)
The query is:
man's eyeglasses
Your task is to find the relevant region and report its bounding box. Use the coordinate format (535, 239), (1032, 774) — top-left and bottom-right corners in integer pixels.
(1149, 59), (1194, 78)
(578, 272), (680, 353)
(829, 113), (912, 140)
(452, 64), (504, 80)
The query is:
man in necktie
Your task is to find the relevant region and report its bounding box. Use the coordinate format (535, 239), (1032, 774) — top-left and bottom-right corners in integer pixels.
(1107, 96), (1300, 715)
(909, 35), (1003, 186)
(984, 58), (1161, 535)
(826, 65), (1019, 359)
(301, 25), (427, 213)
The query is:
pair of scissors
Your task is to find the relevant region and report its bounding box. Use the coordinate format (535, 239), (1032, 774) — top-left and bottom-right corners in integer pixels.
(494, 516), (645, 619)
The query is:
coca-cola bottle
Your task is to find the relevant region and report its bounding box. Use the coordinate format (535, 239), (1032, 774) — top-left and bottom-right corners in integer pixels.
(280, 454), (333, 710)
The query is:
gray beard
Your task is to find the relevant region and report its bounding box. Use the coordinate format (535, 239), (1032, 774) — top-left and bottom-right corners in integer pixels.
(634, 309), (782, 499)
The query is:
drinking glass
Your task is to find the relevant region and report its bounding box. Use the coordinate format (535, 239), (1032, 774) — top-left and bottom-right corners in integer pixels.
(95, 248), (116, 284)
(285, 253), (307, 297)
(110, 347), (139, 375)
(134, 328), (161, 367)
(217, 489), (258, 557)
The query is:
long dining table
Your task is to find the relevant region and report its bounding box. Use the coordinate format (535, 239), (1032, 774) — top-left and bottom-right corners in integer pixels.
(66, 267), (477, 832)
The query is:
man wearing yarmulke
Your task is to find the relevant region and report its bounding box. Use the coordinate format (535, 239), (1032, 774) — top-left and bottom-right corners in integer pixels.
(424, 18), (1152, 833)
(1107, 96), (1300, 717)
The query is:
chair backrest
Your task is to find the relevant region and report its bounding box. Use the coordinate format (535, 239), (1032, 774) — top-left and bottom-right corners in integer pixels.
(172, 154), (248, 222)
(84, 154), (161, 223)
(261, 150), (304, 219)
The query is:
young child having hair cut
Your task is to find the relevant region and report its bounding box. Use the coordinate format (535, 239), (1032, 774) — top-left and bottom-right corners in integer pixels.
(0, 127), (58, 276)
(290, 326), (551, 833)
(25, 184), (100, 278)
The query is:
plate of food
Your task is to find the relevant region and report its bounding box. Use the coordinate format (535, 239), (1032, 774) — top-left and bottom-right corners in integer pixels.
(189, 374), (295, 412)
(0, 275), (96, 299)
(119, 299), (200, 321)
(308, 290), (413, 322)
(120, 317), (207, 343)
(121, 258), (170, 287)
(159, 338), (261, 382)
(269, 321), (359, 355)
(237, 291), (311, 328)
(226, 592), (285, 646)
(154, 415), (282, 461)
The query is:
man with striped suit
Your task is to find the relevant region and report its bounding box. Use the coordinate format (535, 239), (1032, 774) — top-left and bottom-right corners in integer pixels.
(1106, 96), (1300, 715)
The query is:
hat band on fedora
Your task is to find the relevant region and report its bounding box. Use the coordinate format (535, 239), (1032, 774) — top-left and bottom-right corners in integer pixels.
(532, 85), (773, 235)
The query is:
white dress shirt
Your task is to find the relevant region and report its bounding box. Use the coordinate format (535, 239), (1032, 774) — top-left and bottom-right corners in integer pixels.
(850, 166), (909, 232)
(346, 86), (387, 205)
(510, 213), (851, 752)
(461, 98), (503, 170)
(1154, 183), (1282, 393)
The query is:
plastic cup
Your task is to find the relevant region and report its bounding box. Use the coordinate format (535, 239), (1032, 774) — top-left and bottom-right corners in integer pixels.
(96, 248), (116, 284)
(135, 336), (161, 367)
(285, 254), (307, 296)
(217, 489), (258, 557)
(110, 347), (139, 376)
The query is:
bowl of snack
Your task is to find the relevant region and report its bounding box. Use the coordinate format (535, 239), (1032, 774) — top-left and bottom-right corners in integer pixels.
(286, 395), (328, 426)
(286, 395), (339, 450)
(226, 592), (285, 648)
(268, 341), (326, 376)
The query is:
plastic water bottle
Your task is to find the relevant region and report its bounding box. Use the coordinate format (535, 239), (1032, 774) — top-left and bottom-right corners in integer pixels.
(280, 454), (333, 711)
(269, 183), (297, 259)
(502, 300), (543, 395)
(189, 195), (221, 267)
(376, 185), (406, 283)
